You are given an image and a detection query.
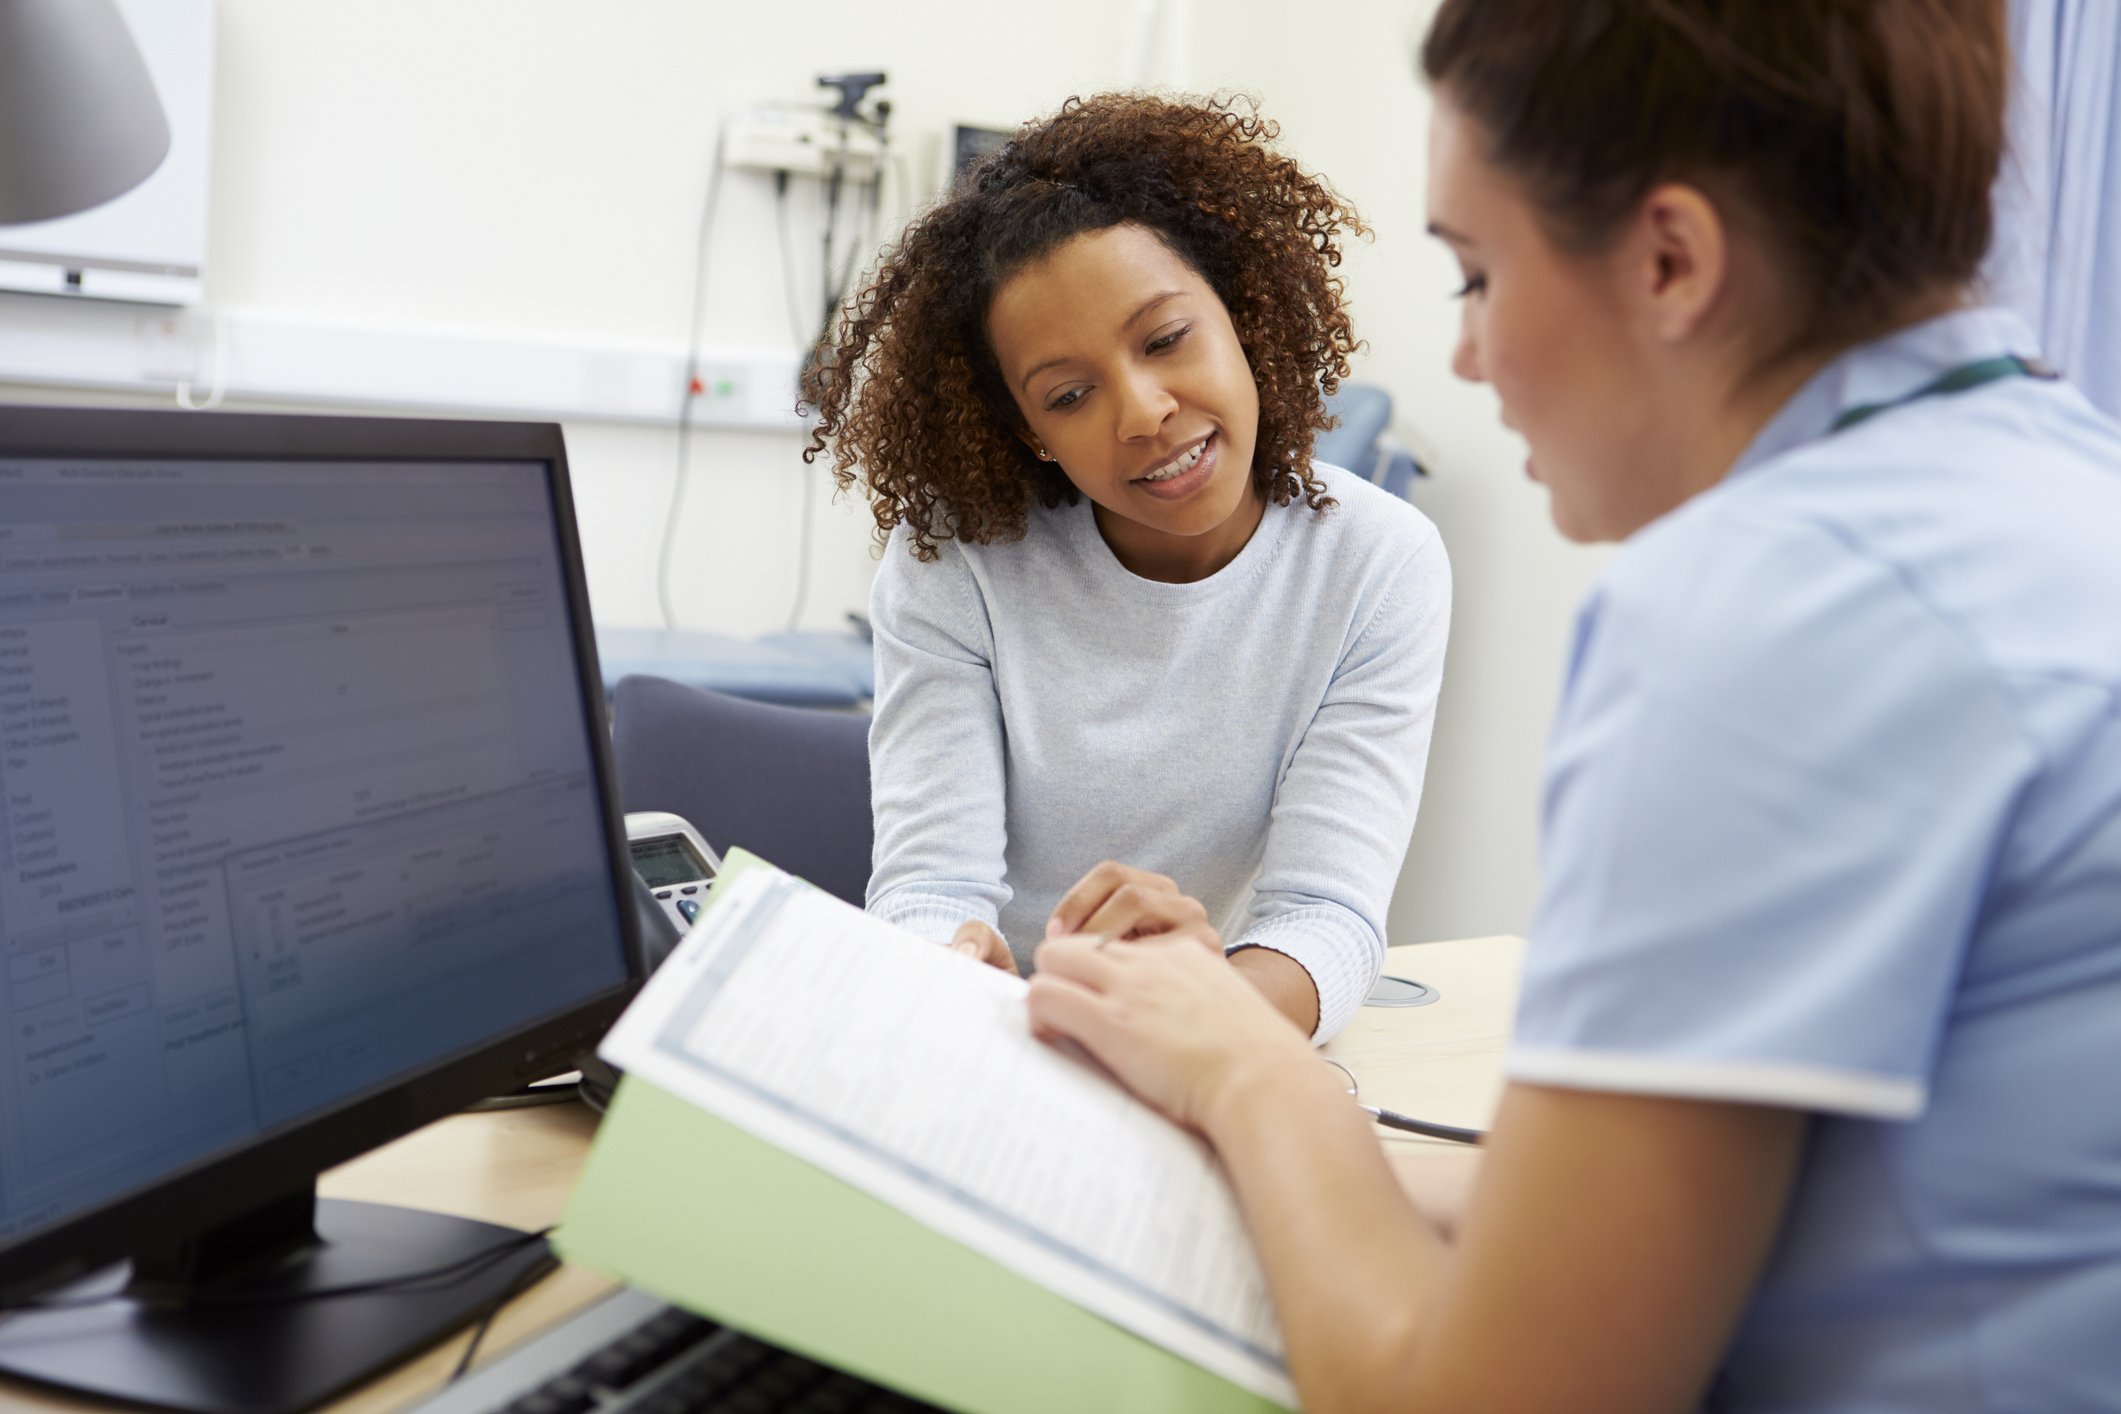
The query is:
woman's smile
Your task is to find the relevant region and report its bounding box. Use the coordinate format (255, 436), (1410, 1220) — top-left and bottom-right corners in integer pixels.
(1134, 431), (1218, 498)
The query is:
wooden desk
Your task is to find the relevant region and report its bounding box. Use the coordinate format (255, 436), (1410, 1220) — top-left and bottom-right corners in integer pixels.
(1325, 934), (1526, 1133)
(0, 936), (1524, 1414)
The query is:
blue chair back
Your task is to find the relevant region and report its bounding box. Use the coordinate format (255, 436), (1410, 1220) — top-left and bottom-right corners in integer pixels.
(1315, 384), (1394, 474)
(610, 674), (872, 906)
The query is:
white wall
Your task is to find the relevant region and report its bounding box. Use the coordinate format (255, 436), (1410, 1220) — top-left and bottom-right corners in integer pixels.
(207, 0), (1167, 638)
(5, 0), (1163, 637)
(0, 0), (1609, 943)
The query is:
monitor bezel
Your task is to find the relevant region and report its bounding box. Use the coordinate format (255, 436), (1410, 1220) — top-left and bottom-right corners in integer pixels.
(0, 406), (645, 1302)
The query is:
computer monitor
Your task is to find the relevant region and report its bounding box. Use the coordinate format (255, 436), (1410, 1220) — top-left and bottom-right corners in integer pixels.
(0, 408), (643, 1414)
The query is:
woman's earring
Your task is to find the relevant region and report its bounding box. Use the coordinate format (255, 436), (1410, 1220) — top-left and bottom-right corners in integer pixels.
(1035, 446), (1054, 462)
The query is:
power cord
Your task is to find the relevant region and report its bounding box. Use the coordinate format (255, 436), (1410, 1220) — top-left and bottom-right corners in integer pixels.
(657, 125), (729, 631)
(0, 1226), (555, 1316)
(173, 308), (228, 411)
(447, 1242), (559, 1384)
(786, 459), (816, 632)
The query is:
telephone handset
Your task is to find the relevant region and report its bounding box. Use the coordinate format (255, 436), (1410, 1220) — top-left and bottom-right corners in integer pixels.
(625, 811), (721, 938)
(576, 813), (722, 1114)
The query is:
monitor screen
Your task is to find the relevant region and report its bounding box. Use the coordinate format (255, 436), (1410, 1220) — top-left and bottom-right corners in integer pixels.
(0, 446), (632, 1252)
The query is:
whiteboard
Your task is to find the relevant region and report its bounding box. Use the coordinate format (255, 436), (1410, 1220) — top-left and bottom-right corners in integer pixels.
(0, 0), (215, 305)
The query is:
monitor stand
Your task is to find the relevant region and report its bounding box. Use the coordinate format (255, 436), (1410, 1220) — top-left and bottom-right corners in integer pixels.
(0, 1187), (555, 1414)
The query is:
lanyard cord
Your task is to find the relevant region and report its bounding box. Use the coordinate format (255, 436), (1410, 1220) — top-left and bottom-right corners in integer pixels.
(1831, 354), (2059, 433)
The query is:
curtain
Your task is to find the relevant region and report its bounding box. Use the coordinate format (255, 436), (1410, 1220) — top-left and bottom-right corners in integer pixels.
(1986, 0), (2121, 418)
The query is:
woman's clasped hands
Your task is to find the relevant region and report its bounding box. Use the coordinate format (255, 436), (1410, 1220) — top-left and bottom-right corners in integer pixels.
(949, 861), (1319, 1135)
(947, 859), (1216, 972)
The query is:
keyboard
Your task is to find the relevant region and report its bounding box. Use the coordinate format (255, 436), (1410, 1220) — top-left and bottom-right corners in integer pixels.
(408, 1287), (945, 1414)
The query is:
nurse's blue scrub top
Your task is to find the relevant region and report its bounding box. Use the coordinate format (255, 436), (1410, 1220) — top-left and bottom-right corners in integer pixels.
(1508, 307), (2121, 1411)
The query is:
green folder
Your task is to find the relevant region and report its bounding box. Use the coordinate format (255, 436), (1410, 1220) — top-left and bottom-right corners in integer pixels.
(557, 849), (1284, 1414)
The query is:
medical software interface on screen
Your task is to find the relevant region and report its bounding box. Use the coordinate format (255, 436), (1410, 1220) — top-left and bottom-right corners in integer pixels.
(0, 456), (630, 1244)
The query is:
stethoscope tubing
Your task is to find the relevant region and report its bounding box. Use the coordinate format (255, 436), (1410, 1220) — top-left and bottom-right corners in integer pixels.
(1323, 1057), (1487, 1145)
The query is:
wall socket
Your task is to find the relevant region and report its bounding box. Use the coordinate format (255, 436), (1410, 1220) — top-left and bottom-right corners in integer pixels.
(687, 354), (804, 430)
(136, 314), (199, 382)
(692, 361), (749, 417)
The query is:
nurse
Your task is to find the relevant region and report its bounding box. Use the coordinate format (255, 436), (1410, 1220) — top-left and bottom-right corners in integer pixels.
(1026, 1), (2121, 1410)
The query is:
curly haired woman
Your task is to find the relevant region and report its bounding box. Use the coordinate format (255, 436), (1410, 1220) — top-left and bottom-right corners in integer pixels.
(806, 93), (1450, 1041)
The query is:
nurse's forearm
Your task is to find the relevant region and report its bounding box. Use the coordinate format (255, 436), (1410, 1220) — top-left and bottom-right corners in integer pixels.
(1229, 945), (1321, 1035)
(1203, 1058), (1451, 1414)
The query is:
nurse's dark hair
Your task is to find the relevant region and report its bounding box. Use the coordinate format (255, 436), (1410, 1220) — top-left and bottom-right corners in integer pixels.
(1421, 0), (2008, 354)
(801, 93), (1363, 561)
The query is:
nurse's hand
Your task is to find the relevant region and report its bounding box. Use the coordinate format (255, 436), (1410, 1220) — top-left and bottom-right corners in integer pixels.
(1045, 860), (1320, 1034)
(1045, 861), (1221, 949)
(949, 919), (1020, 975)
(1026, 928), (1315, 1135)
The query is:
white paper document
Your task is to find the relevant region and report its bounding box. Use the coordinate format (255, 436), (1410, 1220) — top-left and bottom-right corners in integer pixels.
(599, 867), (1295, 1407)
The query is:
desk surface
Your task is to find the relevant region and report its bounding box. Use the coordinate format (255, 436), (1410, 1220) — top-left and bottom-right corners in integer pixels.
(0, 936), (1523, 1414)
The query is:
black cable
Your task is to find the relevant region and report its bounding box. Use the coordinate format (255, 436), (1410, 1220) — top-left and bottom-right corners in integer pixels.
(448, 1244), (556, 1384)
(819, 134), (844, 346)
(856, 140), (886, 294)
(657, 126), (729, 631)
(779, 167), (838, 636)
(0, 1227), (555, 1315)
(1364, 1106), (1485, 1146)
(818, 164), (880, 346)
(1327, 1058), (1484, 1146)
(808, 132), (880, 359)
(825, 174), (873, 324)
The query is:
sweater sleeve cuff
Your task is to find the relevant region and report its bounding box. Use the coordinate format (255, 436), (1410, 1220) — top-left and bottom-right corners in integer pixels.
(1228, 909), (1384, 1043)
(866, 889), (996, 947)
